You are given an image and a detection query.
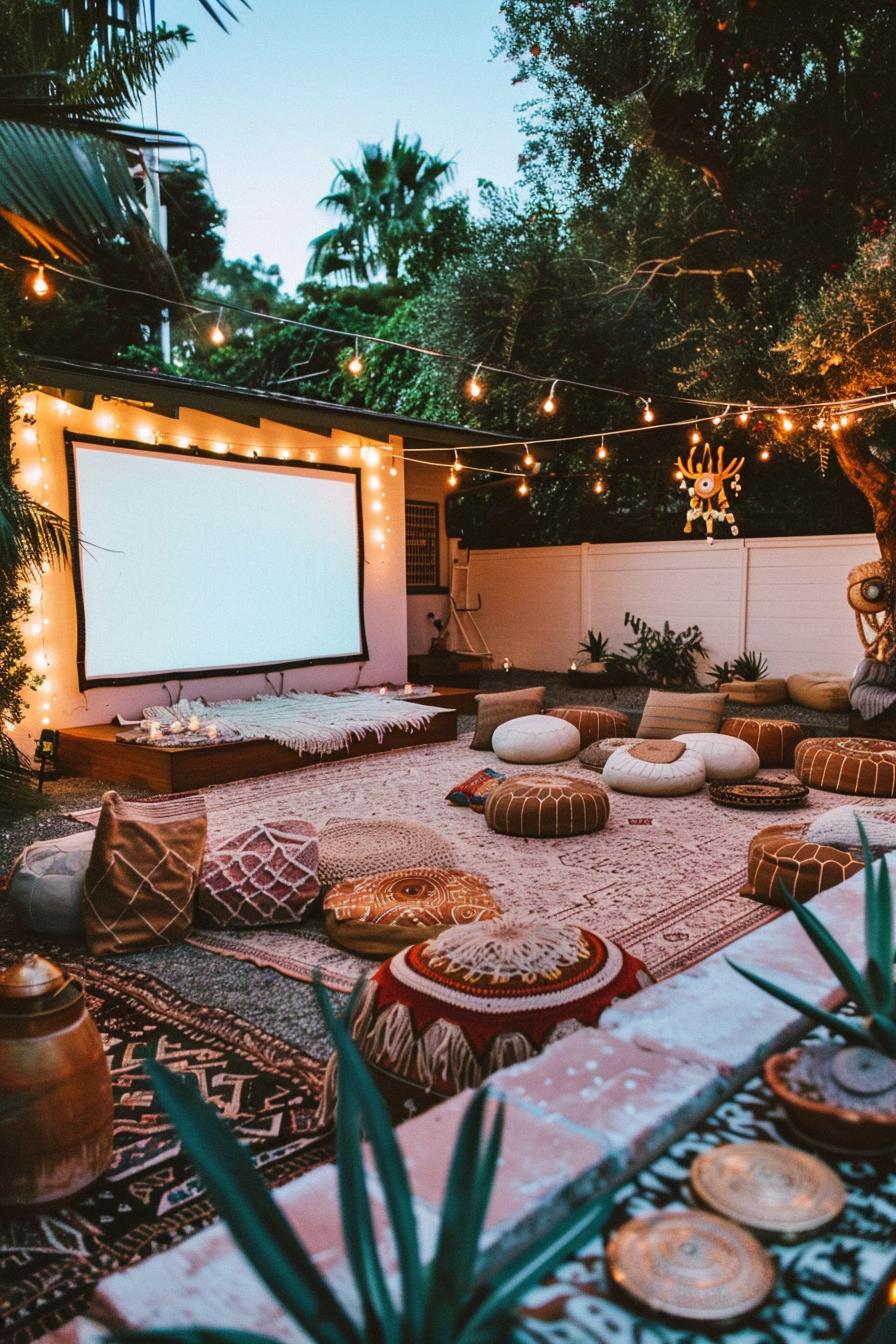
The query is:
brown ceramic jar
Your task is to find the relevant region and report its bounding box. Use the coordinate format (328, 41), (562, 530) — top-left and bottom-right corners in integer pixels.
(0, 953), (113, 1206)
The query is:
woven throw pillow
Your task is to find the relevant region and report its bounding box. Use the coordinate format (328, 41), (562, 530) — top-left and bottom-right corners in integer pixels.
(446, 768), (506, 812)
(318, 818), (458, 887)
(83, 791), (207, 956)
(470, 686), (545, 750)
(721, 717), (807, 768)
(741, 823), (863, 907)
(794, 737), (896, 797)
(578, 737), (642, 771)
(7, 830), (94, 936)
(637, 690), (726, 739)
(485, 772), (610, 837)
(320, 917), (652, 1124)
(547, 706), (635, 747)
(804, 805), (896, 850)
(195, 820), (319, 929)
(323, 867), (501, 954)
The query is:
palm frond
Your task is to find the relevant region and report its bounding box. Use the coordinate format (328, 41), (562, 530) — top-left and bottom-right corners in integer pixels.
(0, 479), (69, 581)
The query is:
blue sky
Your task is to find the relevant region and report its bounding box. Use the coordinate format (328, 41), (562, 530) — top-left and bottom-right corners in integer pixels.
(151, 0), (526, 289)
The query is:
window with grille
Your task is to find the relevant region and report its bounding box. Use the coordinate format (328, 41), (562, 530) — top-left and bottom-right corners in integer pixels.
(405, 500), (440, 590)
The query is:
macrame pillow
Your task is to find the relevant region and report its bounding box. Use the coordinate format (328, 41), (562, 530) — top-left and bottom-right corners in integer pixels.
(741, 823), (863, 907)
(491, 714), (580, 763)
(484, 772), (610, 837)
(637, 691), (727, 739)
(446, 768), (506, 812)
(323, 867), (501, 954)
(547, 707), (635, 747)
(602, 740), (706, 796)
(794, 738), (896, 797)
(674, 732), (760, 782)
(721, 717), (807, 768)
(319, 917), (652, 1124)
(578, 737), (642, 772)
(6, 830), (94, 936)
(803, 804), (896, 850)
(787, 672), (851, 714)
(470, 686), (545, 750)
(195, 820), (319, 929)
(318, 818), (458, 887)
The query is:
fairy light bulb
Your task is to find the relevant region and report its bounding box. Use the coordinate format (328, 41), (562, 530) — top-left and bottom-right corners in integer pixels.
(674, 469), (684, 480)
(712, 414), (722, 426)
(596, 441), (607, 460)
(523, 448), (535, 467)
(840, 414), (850, 428)
(210, 310), (226, 346)
(642, 399), (655, 423)
(467, 363), (484, 399)
(760, 449), (770, 461)
(781, 415), (794, 432)
(31, 266), (50, 298)
(517, 478), (529, 495)
(347, 338), (364, 376)
(737, 410), (750, 425)
(448, 469), (457, 487)
(594, 479), (604, 494)
(690, 427), (701, 445)
(541, 380), (559, 415)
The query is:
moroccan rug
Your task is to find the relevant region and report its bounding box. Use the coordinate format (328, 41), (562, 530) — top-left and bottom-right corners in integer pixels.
(0, 936), (331, 1344)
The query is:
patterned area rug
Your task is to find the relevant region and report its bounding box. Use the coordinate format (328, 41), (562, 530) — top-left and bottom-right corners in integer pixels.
(0, 937), (331, 1344)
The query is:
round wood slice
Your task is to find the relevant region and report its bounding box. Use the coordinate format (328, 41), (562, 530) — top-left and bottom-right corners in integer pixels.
(690, 1141), (846, 1239)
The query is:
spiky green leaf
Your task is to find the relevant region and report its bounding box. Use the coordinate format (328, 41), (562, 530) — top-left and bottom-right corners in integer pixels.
(727, 959), (875, 1048)
(110, 1331), (280, 1344)
(777, 883), (872, 1014)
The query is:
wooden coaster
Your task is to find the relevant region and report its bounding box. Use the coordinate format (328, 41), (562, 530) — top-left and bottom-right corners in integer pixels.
(690, 1142), (846, 1240)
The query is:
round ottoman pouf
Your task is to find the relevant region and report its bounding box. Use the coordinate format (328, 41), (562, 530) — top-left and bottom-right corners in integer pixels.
(6, 830), (94, 935)
(740, 823), (863, 907)
(323, 867), (501, 955)
(548, 706), (635, 748)
(602, 740), (706, 797)
(579, 737), (642, 772)
(721, 717), (807, 769)
(491, 714), (580, 764)
(675, 732), (760, 782)
(794, 738), (896, 797)
(485, 772), (609, 837)
(318, 819), (458, 888)
(320, 917), (653, 1124)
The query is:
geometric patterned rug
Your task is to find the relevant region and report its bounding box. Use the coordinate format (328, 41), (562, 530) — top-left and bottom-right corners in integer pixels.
(0, 939), (331, 1344)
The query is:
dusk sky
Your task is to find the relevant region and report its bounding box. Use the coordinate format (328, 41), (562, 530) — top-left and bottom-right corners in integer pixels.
(151, 0), (525, 290)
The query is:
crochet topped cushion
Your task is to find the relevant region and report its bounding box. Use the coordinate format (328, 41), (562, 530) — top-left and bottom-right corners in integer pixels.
(323, 867), (501, 954)
(674, 732), (760, 782)
(741, 823), (863, 907)
(195, 820), (319, 929)
(321, 918), (652, 1123)
(484, 772), (610, 837)
(602, 740), (706, 796)
(547, 706), (636, 747)
(578, 737), (642, 772)
(446, 768), (507, 812)
(318, 818), (458, 887)
(803, 804), (896, 850)
(719, 679), (787, 706)
(637, 690), (726, 739)
(721, 718), (807, 768)
(6, 830), (94, 936)
(470, 686), (546, 750)
(491, 714), (580, 764)
(794, 738), (896, 797)
(787, 672), (851, 714)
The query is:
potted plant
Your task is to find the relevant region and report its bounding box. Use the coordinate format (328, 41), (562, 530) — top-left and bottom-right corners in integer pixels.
(568, 630), (634, 688)
(730, 821), (896, 1153)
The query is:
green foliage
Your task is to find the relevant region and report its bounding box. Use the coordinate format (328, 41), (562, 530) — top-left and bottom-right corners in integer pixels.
(730, 818), (896, 1057)
(731, 651), (769, 683)
(122, 975), (617, 1344)
(577, 629), (610, 663)
(617, 611), (706, 690)
(709, 660), (733, 690)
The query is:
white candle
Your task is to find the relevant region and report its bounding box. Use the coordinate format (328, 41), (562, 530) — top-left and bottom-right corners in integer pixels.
(379, 685), (387, 696)
(148, 721), (162, 741)
(206, 723), (218, 740)
(403, 682), (414, 695)
(188, 714), (200, 732)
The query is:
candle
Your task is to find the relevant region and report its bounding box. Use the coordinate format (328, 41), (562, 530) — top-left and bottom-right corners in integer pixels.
(168, 720), (185, 734)
(502, 657), (512, 672)
(570, 660), (578, 672)
(206, 723), (218, 740)
(148, 721), (162, 742)
(188, 714), (200, 732)
(403, 682), (413, 695)
(379, 685), (387, 696)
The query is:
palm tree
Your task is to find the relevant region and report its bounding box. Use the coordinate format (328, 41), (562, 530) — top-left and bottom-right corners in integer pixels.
(308, 129), (456, 283)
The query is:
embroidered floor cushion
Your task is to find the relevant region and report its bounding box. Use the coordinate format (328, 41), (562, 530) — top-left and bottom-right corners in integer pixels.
(491, 714), (580, 763)
(637, 691), (726, 739)
(484, 772), (610, 837)
(446, 768), (507, 811)
(470, 686), (546, 750)
(674, 732), (760, 782)
(794, 738), (896, 797)
(6, 830), (94, 936)
(741, 823), (863, 906)
(318, 818), (458, 887)
(721, 717), (807, 768)
(195, 820), (319, 928)
(321, 918), (652, 1123)
(602, 740), (706, 796)
(787, 672), (851, 713)
(323, 867), (501, 954)
(719, 679), (787, 705)
(547, 706), (635, 747)
(578, 737), (643, 772)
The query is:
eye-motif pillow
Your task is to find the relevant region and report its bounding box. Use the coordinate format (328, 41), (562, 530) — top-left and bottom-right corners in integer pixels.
(195, 819), (319, 928)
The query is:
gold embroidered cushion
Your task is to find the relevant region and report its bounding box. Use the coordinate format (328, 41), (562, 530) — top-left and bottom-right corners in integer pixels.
(637, 690), (727, 739)
(470, 686), (545, 750)
(83, 791), (207, 955)
(195, 819), (319, 928)
(323, 867), (501, 954)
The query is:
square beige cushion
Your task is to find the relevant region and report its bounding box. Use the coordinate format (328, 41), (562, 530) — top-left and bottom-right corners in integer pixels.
(470, 686), (545, 750)
(720, 678), (787, 705)
(787, 671), (850, 713)
(637, 690), (726, 739)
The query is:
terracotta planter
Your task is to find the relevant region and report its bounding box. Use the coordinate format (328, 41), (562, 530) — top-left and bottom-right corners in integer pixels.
(764, 1047), (896, 1155)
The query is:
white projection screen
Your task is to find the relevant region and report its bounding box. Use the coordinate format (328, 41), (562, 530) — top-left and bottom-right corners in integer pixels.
(66, 436), (367, 688)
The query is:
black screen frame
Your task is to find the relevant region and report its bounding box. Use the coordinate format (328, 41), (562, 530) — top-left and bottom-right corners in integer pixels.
(65, 431), (369, 690)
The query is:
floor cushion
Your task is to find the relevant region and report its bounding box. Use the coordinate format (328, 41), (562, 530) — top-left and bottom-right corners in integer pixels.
(470, 686), (546, 750)
(637, 690), (726, 739)
(491, 714), (580, 763)
(446, 768), (507, 812)
(318, 818), (457, 887)
(741, 823), (863, 906)
(803, 804), (896, 850)
(602, 740), (706, 796)
(787, 672), (851, 713)
(321, 917), (653, 1123)
(195, 820), (319, 929)
(674, 732), (760, 782)
(6, 830), (94, 935)
(721, 717), (807, 768)
(323, 867), (501, 954)
(578, 737), (642, 772)
(484, 772), (610, 837)
(719, 679), (788, 706)
(547, 706), (635, 747)
(794, 738), (896, 797)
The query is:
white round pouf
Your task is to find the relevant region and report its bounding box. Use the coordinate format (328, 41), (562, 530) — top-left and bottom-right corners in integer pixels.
(491, 714), (581, 764)
(6, 830), (94, 935)
(674, 732), (760, 782)
(602, 741), (706, 796)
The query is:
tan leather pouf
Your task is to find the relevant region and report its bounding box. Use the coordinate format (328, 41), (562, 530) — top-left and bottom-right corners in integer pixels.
(485, 772), (610, 837)
(721, 718), (808, 768)
(794, 737), (896, 797)
(787, 672), (850, 714)
(548, 706), (635, 747)
(741, 823), (863, 906)
(323, 867), (501, 954)
(720, 679), (788, 706)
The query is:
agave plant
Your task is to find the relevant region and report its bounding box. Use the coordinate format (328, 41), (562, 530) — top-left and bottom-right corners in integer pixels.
(709, 659), (733, 689)
(577, 629), (610, 663)
(121, 976), (616, 1344)
(729, 818), (896, 1057)
(731, 651), (769, 682)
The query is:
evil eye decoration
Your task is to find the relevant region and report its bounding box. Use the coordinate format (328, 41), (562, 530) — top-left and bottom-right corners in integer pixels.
(693, 474), (717, 498)
(847, 561), (888, 614)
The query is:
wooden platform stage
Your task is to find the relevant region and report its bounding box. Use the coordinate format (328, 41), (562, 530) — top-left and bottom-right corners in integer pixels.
(58, 707), (457, 792)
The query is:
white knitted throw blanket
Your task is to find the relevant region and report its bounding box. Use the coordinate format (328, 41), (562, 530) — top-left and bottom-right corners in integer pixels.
(144, 692), (441, 755)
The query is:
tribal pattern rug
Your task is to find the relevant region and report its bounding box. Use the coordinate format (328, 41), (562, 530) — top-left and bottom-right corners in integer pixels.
(0, 937), (331, 1344)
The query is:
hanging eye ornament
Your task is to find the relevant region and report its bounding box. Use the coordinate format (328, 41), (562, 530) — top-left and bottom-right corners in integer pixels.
(675, 442), (745, 543)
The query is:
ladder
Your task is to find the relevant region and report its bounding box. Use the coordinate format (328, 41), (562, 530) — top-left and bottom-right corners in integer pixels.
(446, 549), (492, 660)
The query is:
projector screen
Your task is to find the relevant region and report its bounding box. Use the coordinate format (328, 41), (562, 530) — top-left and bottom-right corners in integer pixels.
(66, 435), (367, 688)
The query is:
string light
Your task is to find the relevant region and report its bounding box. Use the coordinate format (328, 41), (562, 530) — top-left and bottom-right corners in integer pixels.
(780, 414), (794, 432)
(210, 308), (226, 346)
(737, 409), (750, 425)
(690, 426), (702, 445)
(593, 479), (605, 494)
(840, 414), (850, 428)
(760, 449), (770, 460)
(523, 445), (535, 467)
(389, 458), (398, 477)
(448, 452), (460, 488)
(31, 266), (50, 298)
(596, 437), (608, 460)
(347, 337), (364, 377)
(467, 363), (484, 400)
(517, 478), (529, 495)
(641, 398), (655, 424)
(541, 380), (559, 415)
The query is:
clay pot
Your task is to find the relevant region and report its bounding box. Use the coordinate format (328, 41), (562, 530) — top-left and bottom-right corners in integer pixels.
(0, 953), (113, 1206)
(765, 1045), (896, 1155)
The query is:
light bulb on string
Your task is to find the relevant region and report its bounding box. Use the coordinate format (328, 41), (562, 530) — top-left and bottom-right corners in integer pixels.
(30, 266), (51, 299)
(448, 453), (461, 488)
(389, 457), (398, 477)
(780, 414), (794, 432)
(523, 444), (535, 467)
(347, 337), (364, 377)
(467, 363), (484, 400)
(517, 478), (529, 496)
(594, 478), (605, 494)
(596, 436), (608, 460)
(640, 398), (655, 423)
(711, 405), (729, 426)
(840, 413), (850, 428)
(209, 308), (226, 346)
(759, 448), (770, 461)
(541, 380), (559, 415)
(690, 425), (702, 445)
(737, 409), (750, 425)
(814, 416), (826, 430)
